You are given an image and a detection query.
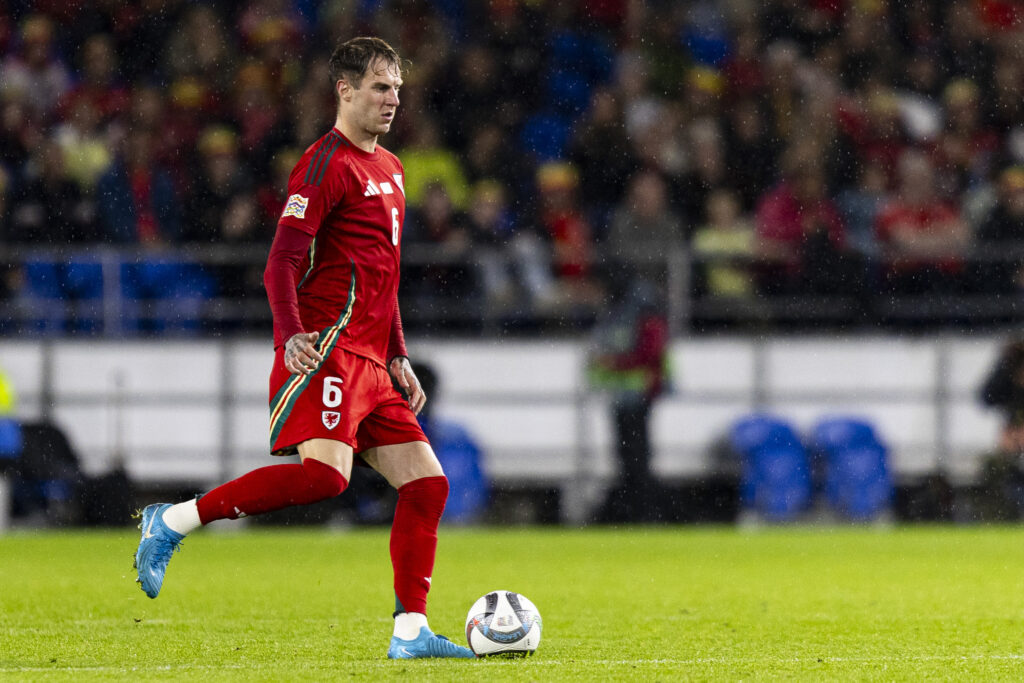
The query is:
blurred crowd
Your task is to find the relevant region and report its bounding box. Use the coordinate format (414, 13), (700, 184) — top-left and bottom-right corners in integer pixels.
(1, 0), (1023, 334)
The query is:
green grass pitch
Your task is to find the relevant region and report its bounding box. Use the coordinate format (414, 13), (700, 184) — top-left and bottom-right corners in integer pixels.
(2, 525), (1024, 680)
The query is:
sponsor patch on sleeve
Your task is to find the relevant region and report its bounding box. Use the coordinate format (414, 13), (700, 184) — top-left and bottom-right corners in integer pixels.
(282, 194), (309, 219)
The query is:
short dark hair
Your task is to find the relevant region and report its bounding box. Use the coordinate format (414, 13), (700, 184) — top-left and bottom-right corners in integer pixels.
(328, 36), (402, 91)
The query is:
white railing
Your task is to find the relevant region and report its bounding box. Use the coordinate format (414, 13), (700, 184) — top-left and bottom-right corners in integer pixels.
(0, 336), (1006, 523)
(4, 245), (1024, 337)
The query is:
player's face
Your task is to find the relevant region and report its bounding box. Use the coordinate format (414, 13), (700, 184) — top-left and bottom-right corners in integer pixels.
(343, 59), (402, 138)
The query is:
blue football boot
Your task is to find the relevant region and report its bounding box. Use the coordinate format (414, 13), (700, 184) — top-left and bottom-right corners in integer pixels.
(133, 503), (185, 599)
(387, 626), (476, 659)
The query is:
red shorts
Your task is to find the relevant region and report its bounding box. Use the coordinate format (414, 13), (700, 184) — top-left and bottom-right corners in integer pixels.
(268, 346), (427, 457)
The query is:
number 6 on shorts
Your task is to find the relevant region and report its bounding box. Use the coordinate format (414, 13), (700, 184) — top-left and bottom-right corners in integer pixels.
(323, 376), (343, 407)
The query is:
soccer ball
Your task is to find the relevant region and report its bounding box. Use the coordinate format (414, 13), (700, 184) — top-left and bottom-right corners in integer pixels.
(465, 590), (542, 657)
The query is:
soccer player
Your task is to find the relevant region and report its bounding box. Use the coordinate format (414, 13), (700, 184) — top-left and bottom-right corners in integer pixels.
(133, 37), (475, 660)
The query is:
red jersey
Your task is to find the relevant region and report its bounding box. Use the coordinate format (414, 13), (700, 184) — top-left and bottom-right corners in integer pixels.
(276, 127), (406, 366)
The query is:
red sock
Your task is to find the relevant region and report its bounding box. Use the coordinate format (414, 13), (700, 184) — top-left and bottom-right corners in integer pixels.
(197, 458), (348, 524)
(390, 476), (449, 615)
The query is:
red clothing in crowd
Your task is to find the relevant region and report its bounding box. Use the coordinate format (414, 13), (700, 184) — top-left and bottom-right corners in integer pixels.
(875, 202), (964, 272)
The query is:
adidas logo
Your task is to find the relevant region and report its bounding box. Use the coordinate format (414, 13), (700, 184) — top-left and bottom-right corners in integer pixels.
(364, 180), (395, 197)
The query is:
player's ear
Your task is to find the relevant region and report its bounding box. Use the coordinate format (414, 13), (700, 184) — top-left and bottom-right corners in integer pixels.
(337, 79), (351, 101)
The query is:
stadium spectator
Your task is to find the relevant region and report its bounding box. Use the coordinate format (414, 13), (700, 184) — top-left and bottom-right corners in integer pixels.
(462, 122), (526, 199)
(182, 126), (255, 244)
(974, 166), (1024, 295)
(988, 50), (1024, 136)
(692, 188), (756, 300)
(463, 180), (521, 311)
(231, 62), (292, 172)
(397, 116), (469, 209)
(567, 87), (639, 230)
(977, 335), (1024, 519)
(630, 99), (688, 193)
(980, 338), (1024, 432)
(475, 2), (545, 125)
(0, 15), (70, 124)
(939, 0), (996, 86)
(605, 170), (683, 283)
(5, 138), (97, 244)
(760, 40), (802, 144)
(62, 33), (129, 124)
(164, 5), (239, 94)
(530, 161), (603, 317)
(754, 149), (848, 295)
(723, 97), (778, 212)
(875, 150), (970, 294)
(254, 147), (301, 225)
(435, 44), (502, 151)
(161, 77), (217, 172)
(588, 276), (670, 523)
(401, 181), (479, 323)
(835, 8), (893, 91)
(0, 93), (35, 176)
(0, 165), (7, 224)
(634, 6), (690, 101)
(286, 69), (334, 148)
(721, 20), (765, 97)
(839, 89), (910, 185)
(95, 129), (181, 244)
(124, 86), (175, 170)
(52, 94), (112, 192)
(836, 159), (889, 264)
(615, 50), (663, 141)
(238, 0), (307, 64)
(676, 118), (727, 229)
(934, 79), (1001, 195)
(181, 126), (265, 303)
(412, 362), (488, 524)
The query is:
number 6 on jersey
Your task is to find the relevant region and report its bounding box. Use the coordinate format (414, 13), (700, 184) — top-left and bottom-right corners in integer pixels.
(323, 377), (343, 407)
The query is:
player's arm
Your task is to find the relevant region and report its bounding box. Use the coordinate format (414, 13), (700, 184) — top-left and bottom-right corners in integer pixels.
(269, 149), (347, 375)
(387, 295), (425, 414)
(264, 224), (323, 375)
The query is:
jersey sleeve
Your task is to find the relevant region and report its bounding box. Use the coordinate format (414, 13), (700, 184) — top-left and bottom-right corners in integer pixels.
(277, 146), (347, 236)
(264, 224), (315, 348)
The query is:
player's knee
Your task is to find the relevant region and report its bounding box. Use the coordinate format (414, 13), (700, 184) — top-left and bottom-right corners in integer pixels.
(423, 474), (449, 504)
(302, 458), (349, 497)
(428, 475), (450, 502)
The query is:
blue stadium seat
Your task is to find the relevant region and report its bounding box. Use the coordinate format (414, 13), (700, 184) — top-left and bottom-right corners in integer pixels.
(811, 417), (892, 521)
(24, 261), (63, 299)
(0, 417), (21, 475)
(63, 262), (104, 299)
(0, 418), (22, 461)
(22, 259), (106, 333)
(63, 261), (105, 333)
(122, 260), (215, 334)
(23, 260), (67, 333)
(730, 414), (812, 521)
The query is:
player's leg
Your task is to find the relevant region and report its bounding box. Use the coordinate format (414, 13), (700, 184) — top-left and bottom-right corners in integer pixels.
(135, 343), (365, 598)
(193, 439), (352, 524)
(134, 440), (351, 598)
(363, 441), (474, 659)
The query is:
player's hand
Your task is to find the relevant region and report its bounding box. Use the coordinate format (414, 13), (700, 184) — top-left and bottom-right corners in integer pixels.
(285, 331), (323, 375)
(390, 356), (426, 415)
